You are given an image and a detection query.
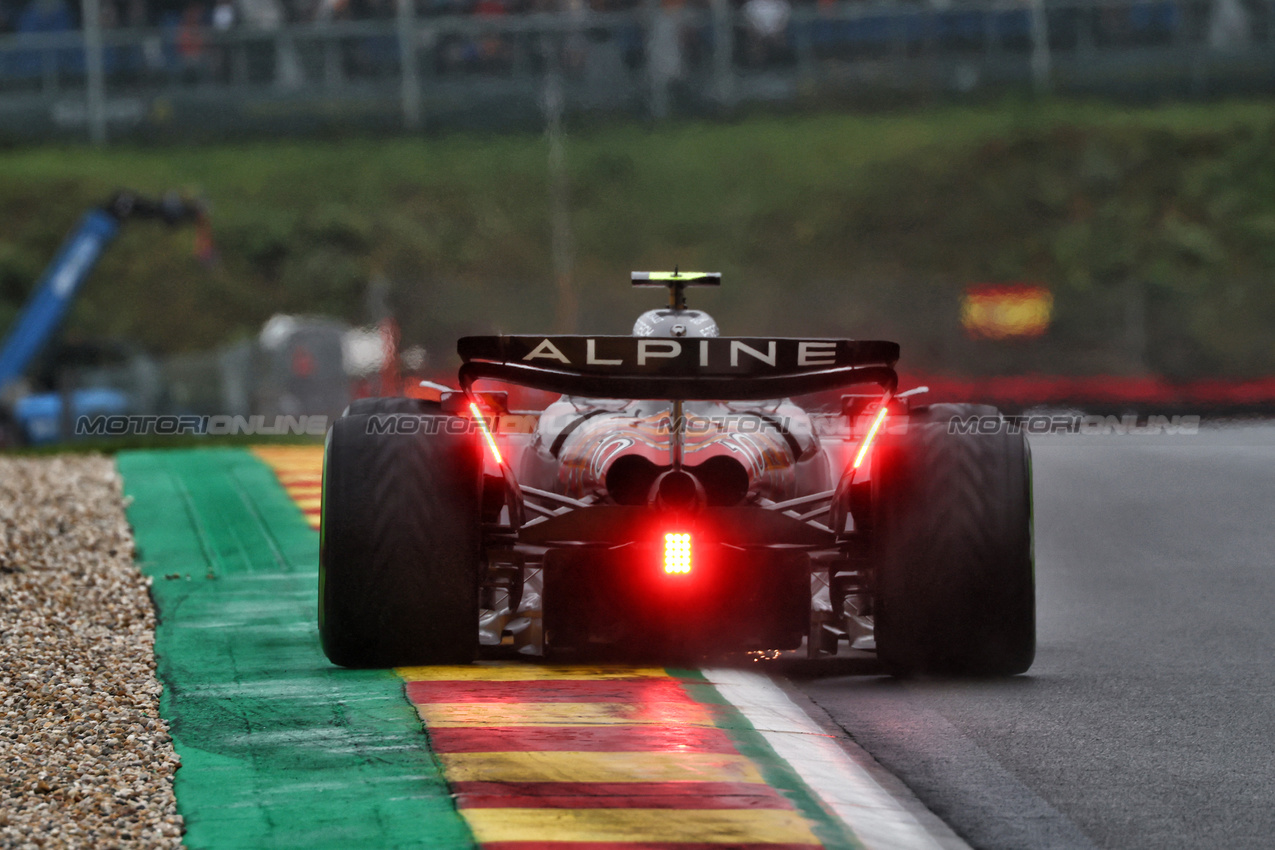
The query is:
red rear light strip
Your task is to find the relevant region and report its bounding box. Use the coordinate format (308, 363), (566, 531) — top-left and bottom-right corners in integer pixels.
(470, 401), (504, 465)
(852, 405), (889, 470)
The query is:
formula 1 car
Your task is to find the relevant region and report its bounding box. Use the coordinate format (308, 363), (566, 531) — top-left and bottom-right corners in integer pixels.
(319, 273), (1035, 676)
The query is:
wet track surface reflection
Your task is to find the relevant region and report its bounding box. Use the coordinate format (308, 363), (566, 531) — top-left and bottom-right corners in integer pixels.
(781, 426), (1275, 850)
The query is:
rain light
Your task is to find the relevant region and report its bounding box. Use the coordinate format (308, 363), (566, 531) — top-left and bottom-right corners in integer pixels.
(663, 532), (692, 574)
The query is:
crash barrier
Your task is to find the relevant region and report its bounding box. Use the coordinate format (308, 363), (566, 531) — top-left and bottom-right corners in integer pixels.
(21, 343), (1275, 445)
(0, 0), (1272, 141)
(8, 317), (358, 445)
(907, 373), (1275, 414)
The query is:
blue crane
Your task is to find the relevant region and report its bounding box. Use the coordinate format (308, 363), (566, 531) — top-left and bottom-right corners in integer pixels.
(0, 191), (207, 444)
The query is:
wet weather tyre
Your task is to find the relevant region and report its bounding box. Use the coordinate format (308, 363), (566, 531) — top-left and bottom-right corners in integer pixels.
(874, 407), (1035, 677)
(319, 411), (482, 667)
(343, 397), (440, 417)
(909, 403), (999, 426)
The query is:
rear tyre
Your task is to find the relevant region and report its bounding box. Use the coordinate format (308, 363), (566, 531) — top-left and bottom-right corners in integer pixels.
(873, 405), (1035, 676)
(319, 411), (482, 667)
(344, 397), (440, 417)
(909, 402), (999, 425)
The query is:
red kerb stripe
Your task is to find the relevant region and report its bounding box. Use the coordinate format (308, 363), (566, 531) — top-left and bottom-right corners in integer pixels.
(426, 725), (737, 754)
(481, 843), (821, 850)
(455, 779), (792, 810)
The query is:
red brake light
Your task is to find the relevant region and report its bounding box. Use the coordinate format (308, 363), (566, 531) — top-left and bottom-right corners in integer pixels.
(663, 532), (692, 574)
(469, 401), (504, 465)
(852, 405), (889, 470)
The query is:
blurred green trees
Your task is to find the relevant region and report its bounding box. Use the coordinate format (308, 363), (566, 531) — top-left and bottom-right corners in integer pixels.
(2, 100), (1275, 379)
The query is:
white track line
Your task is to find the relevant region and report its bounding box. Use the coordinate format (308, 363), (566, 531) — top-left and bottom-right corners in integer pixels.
(702, 667), (966, 850)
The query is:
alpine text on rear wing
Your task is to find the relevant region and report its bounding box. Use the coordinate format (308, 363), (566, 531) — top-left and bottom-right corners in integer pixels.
(457, 336), (900, 400)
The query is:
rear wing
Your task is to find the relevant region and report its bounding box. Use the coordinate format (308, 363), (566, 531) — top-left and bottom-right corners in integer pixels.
(631, 270), (720, 287)
(457, 335), (898, 400)
(631, 270), (719, 309)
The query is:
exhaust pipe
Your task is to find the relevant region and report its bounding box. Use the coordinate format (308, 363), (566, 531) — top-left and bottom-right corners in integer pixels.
(604, 454), (751, 508)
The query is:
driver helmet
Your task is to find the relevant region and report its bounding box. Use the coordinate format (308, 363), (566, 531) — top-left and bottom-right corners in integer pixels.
(632, 309), (719, 338)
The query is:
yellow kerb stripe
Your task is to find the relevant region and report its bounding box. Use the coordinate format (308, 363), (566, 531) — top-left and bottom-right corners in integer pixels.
(397, 664), (667, 681)
(439, 751), (764, 784)
(253, 449), (325, 473)
(418, 701), (712, 728)
(252, 447), (324, 530)
(462, 808), (819, 845)
(253, 446), (324, 455)
(253, 454), (324, 467)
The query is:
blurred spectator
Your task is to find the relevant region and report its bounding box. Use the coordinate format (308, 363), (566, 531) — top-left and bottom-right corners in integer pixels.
(315, 0), (351, 21)
(1208, 0), (1250, 51)
(0, 0), (643, 34)
(647, 0), (683, 117)
(16, 0), (73, 34)
(472, 0), (513, 71)
(12, 0), (76, 78)
(212, 0), (235, 28)
(562, 0), (588, 75)
(742, 0), (789, 66)
(230, 0), (305, 87)
(124, 0), (146, 27)
(176, 1), (209, 81)
(209, 0), (234, 80)
(238, 0), (284, 29)
(349, 0), (397, 74)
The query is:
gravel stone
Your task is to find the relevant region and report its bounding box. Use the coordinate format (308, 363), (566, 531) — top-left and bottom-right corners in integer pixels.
(0, 456), (183, 849)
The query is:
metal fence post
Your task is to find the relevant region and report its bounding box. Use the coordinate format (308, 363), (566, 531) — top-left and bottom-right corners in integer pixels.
(1029, 0), (1052, 94)
(711, 0), (736, 108)
(81, 0), (107, 145)
(397, 0), (422, 129)
(795, 8), (815, 84)
(646, 0), (669, 120)
(543, 34), (576, 332)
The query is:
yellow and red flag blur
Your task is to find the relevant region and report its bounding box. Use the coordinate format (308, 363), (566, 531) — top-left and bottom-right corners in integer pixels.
(961, 283), (1054, 339)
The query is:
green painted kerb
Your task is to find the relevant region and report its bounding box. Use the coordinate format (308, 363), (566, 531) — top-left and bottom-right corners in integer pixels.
(118, 448), (474, 850)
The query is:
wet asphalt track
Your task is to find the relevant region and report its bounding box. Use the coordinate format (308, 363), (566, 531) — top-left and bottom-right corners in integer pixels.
(782, 424), (1275, 850)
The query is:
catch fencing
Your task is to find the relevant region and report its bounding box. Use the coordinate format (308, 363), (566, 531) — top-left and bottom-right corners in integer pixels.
(0, 0), (1272, 142)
